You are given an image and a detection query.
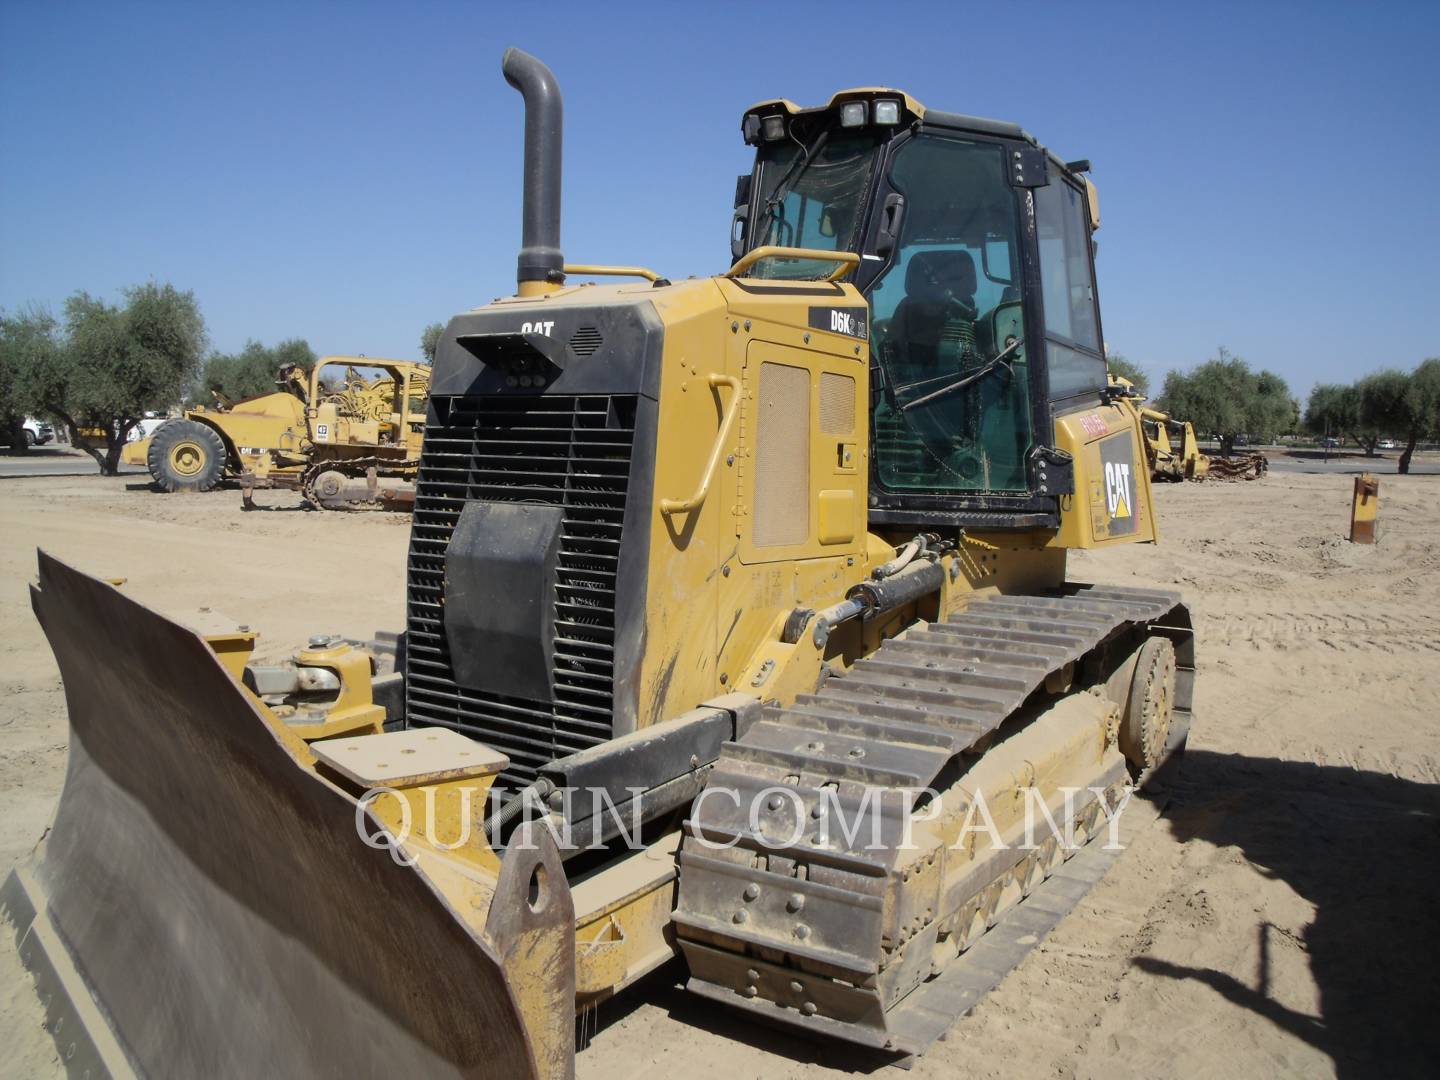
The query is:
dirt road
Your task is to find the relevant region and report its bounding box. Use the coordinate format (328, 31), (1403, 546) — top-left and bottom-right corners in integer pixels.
(2, 470), (1437, 1077)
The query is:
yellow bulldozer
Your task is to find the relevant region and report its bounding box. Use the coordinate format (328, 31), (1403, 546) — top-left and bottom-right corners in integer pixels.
(120, 355), (430, 508)
(1107, 374), (1209, 480)
(1108, 374), (1266, 482)
(6, 51), (1195, 1077)
(1141, 407), (1212, 480)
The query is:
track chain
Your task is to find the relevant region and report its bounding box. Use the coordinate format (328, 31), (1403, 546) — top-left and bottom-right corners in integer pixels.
(299, 454), (418, 510)
(673, 583), (1193, 1053)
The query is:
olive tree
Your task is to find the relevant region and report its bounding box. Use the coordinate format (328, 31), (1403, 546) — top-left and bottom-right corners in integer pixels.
(1358, 361), (1440, 474)
(420, 322), (444, 364)
(1304, 383), (1374, 453)
(1156, 347), (1293, 456)
(18, 284), (208, 474)
(199, 338), (315, 404)
(0, 305), (58, 451)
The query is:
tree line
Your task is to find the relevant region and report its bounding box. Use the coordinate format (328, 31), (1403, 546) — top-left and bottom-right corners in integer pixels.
(2, 281), (446, 475)
(1122, 347), (1439, 473)
(11, 289), (1430, 478)
(1303, 360), (1440, 473)
(1154, 347), (1297, 457)
(1081, 346), (1297, 458)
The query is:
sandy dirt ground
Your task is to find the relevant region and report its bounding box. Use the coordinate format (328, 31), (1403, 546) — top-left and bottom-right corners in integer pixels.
(1, 467), (1437, 1078)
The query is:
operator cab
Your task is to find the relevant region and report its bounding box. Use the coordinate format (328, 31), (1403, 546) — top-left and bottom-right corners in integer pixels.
(734, 91), (1106, 528)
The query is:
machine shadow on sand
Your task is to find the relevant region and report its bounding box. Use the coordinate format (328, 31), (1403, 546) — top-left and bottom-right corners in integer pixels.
(576, 751), (1440, 1075)
(575, 960), (901, 1074)
(1142, 750), (1440, 1077)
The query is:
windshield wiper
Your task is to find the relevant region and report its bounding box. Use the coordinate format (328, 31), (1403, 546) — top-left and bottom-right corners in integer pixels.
(892, 369), (965, 397)
(754, 127), (832, 245)
(900, 337), (1025, 412)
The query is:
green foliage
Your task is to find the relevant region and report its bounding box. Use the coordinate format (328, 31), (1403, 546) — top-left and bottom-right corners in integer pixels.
(0, 318), (27, 422)
(1303, 383), (1360, 439)
(1105, 353), (1149, 396)
(1250, 369), (1294, 440)
(1, 307), (58, 411)
(0, 305), (63, 448)
(1357, 370), (1412, 437)
(1413, 358), (1440, 434)
(1155, 347), (1294, 452)
(1359, 362), (1440, 472)
(200, 338), (316, 404)
(1304, 359), (1440, 470)
(5, 284), (207, 473)
(420, 322), (444, 364)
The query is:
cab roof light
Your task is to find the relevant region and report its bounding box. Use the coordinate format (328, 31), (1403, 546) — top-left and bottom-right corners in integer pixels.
(761, 114), (786, 141)
(873, 99), (901, 126)
(839, 101), (867, 128)
(742, 113), (762, 145)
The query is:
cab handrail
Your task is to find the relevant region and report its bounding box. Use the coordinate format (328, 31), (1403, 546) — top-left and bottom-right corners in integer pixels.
(724, 245), (860, 282)
(563, 263), (663, 283)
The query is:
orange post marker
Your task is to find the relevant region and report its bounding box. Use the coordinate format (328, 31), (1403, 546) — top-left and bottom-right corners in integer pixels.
(1349, 474), (1379, 544)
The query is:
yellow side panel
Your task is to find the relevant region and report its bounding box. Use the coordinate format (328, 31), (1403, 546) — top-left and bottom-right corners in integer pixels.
(184, 412), (305, 455)
(1051, 398), (1159, 549)
(636, 278), (878, 729)
(735, 339), (867, 567)
(120, 438), (150, 466)
(636, 280), (731, 729)
(817, 489), (856, 545)
(224, 391), (307, 422)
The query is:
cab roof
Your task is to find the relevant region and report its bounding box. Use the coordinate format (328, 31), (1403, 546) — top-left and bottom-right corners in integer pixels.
(743, 87), (1033, 144)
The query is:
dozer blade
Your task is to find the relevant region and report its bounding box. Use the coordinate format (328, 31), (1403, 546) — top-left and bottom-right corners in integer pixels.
(2, 552), (575, 1079)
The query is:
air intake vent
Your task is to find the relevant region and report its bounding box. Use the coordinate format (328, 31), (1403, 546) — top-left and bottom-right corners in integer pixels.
(569, 326), (603, 356)
(405, 393), (637, 790)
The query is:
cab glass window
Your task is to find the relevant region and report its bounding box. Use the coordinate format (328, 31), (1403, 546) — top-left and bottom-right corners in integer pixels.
(751, 132), (882, 279)
(1035, 172), (1104, 397)
(866, 134), (1033, 494)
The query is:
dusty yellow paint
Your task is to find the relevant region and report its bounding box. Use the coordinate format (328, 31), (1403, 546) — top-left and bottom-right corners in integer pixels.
(202, 630), (258, 682)
(1350, 473), (1379, 543)
(905, 690), (1126, 959)
(725, 245), (859, 281)
(563, 263), (663, 283)
(179, 253), (1169, 1030)
(1084, 176), (1101, 230)
(746, 87), (928, 122)
(122, 356), (429, 477)
(633, 274), (881, 733)
(1051, 399), (1160, 549)
(571, 832), (683, 1000)
(281, 641), (387, 740)
(614, 270), (1162, 738)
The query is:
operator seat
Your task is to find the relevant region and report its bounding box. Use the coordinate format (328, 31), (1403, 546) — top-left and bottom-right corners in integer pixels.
(886, 249), (980, 387)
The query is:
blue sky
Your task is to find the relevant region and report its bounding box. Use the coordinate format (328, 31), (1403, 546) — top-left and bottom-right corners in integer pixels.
(2, 1), (1437, 399)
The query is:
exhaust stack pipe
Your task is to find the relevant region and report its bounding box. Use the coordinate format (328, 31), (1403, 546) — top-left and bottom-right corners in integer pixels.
(502, 48), (564, 295)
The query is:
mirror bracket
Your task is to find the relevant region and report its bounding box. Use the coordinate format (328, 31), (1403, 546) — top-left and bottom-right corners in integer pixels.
(874, 192), (906, 257)
(1007, 147), (1049, 188)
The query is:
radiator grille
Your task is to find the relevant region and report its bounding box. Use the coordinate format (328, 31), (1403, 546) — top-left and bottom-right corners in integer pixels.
(405, 394), (638, 789)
